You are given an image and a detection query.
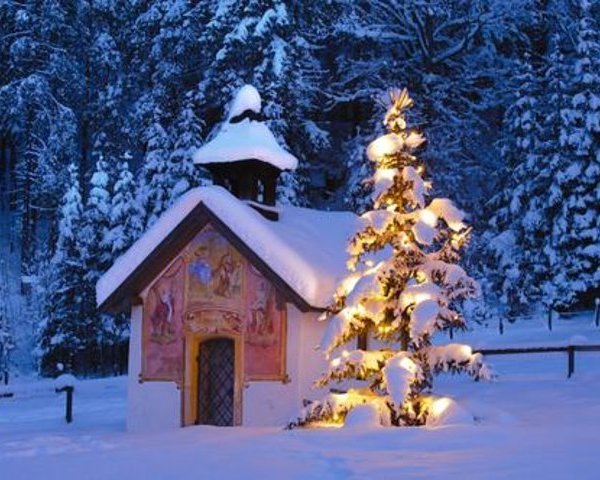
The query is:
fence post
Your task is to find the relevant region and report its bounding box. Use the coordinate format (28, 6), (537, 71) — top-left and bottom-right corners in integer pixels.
(594, 298), (600, 328)
(65, 386), (73, 423)
(54, 374), (75, 423)
(449, 325), (454, 340)
(548, 309), (553, 332)
(567, 346), (575, 378)
(55, 385), (75, 423)
(499, 316), (504, 335)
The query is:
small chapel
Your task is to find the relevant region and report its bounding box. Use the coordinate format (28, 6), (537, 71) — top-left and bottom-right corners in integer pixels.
(97, 85), (361, 431)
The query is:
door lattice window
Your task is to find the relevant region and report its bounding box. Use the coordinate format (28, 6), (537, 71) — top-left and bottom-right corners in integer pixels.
(197, 338), (235, 426)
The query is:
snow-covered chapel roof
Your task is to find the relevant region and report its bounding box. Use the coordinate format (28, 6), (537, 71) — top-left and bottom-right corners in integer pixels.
(192, 85), (298, 171)
(96, 186), (361, 312)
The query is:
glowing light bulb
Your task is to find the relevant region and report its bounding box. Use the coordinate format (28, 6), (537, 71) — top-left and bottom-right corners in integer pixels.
(430, 397), (452, 418)
(378, 325), (390, 334)
(459, 345), (472, 357)
(419, 209), (437, 227)
(415, 271), (427, 283)
(420, 209), (437, 227)
(374, 168), (397, 182)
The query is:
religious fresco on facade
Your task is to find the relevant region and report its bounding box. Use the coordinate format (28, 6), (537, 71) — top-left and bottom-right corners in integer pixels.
(244, 265), (286, 378)
(142, 224), (286, 382)
(186, 227), (245, 309)
(142, 258), (185, 380)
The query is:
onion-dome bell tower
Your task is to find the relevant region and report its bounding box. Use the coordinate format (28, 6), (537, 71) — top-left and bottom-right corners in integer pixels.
(193, 85), (298, 221)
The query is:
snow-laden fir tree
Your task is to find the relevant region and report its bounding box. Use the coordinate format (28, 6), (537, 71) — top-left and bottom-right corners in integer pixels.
(539, 34), (571, 310)
(168, 91), (208, 204)
(128, 0), (208, 215)
(0, 1), (81, 273)
(551, 0), (600, 308)
(80, 156), (126, 369)
(485, 55), (545, 316)
(341, 104), (387, 214)
(105, 154), (144, 260)
(291, 89), (490, 428)
(40, 163), (101, 375)
(96, 155), (143, 370)
(138, 108), (173, 229)
(82, 157), (113, 280)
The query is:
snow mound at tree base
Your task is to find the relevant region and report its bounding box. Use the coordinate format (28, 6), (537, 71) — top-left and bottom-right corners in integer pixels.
(425, 397), (474, 428)
(343, 404), (383, 430)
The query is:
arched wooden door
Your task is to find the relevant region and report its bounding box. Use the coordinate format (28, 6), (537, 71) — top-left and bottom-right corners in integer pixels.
(197, 337), (235, 426)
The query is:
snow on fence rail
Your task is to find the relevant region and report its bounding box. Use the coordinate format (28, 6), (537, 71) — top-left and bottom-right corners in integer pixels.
(475, 344), (600, 378)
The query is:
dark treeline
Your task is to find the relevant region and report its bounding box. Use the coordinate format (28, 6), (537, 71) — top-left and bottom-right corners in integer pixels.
(0, 0), (598, 376)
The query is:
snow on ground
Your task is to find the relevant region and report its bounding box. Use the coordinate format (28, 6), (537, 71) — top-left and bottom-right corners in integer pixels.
(452, 310), (600, 349)
(2, 319), (600, 479)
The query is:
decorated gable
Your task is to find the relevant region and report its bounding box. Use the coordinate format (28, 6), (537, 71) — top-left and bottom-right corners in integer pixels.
(141, 223), (286, 383)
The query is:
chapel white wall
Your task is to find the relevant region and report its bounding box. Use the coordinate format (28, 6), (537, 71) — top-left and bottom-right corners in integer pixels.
(126, 305), (180, 432)
(297, 307), (329, 402)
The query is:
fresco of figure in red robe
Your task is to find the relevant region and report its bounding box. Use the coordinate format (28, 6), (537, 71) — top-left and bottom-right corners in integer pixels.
(142, 258), (185, 380)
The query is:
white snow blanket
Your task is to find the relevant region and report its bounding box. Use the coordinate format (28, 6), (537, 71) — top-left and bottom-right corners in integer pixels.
(54, 374), (77, 390)
(193, 120), (298, 170)
(3, 347), (600, 479)
(194, 84), (298, 170)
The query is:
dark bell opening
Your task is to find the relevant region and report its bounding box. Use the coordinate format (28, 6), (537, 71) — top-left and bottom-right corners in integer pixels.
(205, 159), (281, 220)
(229, 109), (264, 124)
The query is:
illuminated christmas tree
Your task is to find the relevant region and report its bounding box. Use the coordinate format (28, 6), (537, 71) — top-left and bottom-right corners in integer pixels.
(292, 89), (491, 428)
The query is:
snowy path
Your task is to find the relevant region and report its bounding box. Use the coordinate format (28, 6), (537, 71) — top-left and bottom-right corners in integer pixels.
(2, 353), (600, 479)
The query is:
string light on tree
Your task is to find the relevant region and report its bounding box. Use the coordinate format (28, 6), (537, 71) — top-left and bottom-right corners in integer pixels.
(289, 88), (491, 429)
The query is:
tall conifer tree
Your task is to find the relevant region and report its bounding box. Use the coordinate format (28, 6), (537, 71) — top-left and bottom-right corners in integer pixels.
(485, 56), (544, 315)
(552, 0), (600, 307)
(106, 155), (144, 259)
(40, 164), (100, 375)
(292, 90), (489, 428)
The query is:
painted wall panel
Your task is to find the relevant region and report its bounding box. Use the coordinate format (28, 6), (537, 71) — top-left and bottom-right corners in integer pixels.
(141, 224), (286, 383)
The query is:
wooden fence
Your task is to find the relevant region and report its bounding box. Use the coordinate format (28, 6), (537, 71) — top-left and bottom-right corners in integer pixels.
(475, 345), (600, 378)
